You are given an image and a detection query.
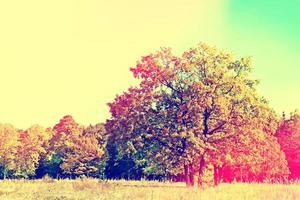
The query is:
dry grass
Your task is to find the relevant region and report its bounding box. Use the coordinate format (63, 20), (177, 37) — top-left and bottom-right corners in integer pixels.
(0, 178), (299, 200)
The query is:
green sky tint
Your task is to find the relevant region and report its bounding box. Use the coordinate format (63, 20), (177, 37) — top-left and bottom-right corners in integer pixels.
(222, 0), (300, 115)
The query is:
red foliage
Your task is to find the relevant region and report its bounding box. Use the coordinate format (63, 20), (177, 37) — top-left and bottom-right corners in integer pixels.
(276, 113), (300, 179)
(209, 129), (290, 183)
(53, 115), (79, 135)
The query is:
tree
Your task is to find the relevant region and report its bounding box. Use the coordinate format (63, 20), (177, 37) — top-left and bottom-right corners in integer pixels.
(276, 111), (300, 179)
(0, 124), (19, 179)
(35, 127), (62, 178)
(209, 129), (289, 184)
(14, 125), (52, 178)
(43, 115), (82, 178)
(107, 43), (281, 186)
(104, 129), (166, 180)
(59, 133), (105, 177)
(53, 115), (81, 134)
(44, 116), (105, 178)
(60, 124), (107, 178)
(82, 123), (107, 150)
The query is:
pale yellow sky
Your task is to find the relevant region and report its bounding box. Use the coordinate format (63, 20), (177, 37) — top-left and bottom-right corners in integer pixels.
(2, 0), (300, 129)
(0, 0), (228, 128)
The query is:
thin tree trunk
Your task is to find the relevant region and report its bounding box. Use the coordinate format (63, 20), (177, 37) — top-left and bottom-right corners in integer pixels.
(189, 163), (195, 186)
(213, 165), (220, 186)
(4, 166), (8, 179)
(184, 164), (191, 187)
(219, 165), (224, 183)
(198, 155), (206, 187)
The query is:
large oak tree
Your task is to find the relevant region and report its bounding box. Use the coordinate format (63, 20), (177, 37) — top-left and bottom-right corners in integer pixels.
(107, 43), (286, 186)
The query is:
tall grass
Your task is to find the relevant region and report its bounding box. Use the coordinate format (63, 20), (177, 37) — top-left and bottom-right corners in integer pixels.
(0, 178), (299, 200)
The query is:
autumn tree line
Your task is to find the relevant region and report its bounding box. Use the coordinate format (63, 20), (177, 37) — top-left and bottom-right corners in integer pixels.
(1, 43), (300, 186)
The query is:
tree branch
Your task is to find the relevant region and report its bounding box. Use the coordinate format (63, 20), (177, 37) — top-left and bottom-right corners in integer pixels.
(207, 121), (226, 135)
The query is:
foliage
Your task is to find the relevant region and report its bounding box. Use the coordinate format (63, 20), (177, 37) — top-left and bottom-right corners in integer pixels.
(107, 43), (286, 186)
(210, 129), (290, 183)
(59, 132), (105, 177)
(42, 116), (107, 178)
(36, 152), (63, 178)
(105, 127), (168, 180)
(14, 125), (52, 178)
(276, 111), (300, 179)
(0, 124), (19, 178)
(81, 123), (108, 178)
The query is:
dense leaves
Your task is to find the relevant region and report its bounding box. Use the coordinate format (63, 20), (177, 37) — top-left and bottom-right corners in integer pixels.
(14, 125), (52, 178)
(41, 116), (106, 178)
(0, 116), (107, 179)
(276, 112), (300, 179)
(0, 124), (19, 178)
(107, 43), (289, 186)
(210, 129), (289, 183)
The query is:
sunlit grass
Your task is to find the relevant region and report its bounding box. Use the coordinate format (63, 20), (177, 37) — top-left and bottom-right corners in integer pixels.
(0, 179), (299, 200)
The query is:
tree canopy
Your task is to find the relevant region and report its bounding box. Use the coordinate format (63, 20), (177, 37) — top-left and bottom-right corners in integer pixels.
(107, 43), (288, 186)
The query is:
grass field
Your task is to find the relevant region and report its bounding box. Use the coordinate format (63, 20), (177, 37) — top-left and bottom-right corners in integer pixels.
(0, 179), (300, 200)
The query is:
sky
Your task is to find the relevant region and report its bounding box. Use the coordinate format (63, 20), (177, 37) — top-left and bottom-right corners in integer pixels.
(0, 0), (299, 129)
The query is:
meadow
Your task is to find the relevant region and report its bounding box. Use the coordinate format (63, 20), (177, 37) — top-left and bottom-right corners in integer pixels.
(0, 179), (300, 200)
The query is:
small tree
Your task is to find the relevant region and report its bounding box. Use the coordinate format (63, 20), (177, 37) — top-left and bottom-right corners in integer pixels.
(14, 125), (52, 178)
(60, 134), (105, 177)
(82, 123), (108, 178)
(45, 116), (106, 178)
(0, 124), (19, 179)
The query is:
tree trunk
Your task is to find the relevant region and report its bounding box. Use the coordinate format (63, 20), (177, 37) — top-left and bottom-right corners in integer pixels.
(3, 167), (8, 179)
(184, 164), (191, 187)
(213, 165), (220, 186)
(189, 163), (195, 186)
(198, 155), (206, 187)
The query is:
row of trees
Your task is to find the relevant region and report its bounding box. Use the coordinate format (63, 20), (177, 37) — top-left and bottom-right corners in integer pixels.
(1, 43), (299, 186)
(0, 116), (106, 179)
(1, 112), (299, 183)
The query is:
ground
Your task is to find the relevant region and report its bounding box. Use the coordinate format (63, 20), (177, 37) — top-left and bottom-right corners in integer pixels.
(0, 179), (299, 200)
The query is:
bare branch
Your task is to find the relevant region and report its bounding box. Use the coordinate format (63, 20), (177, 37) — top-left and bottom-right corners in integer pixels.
(207, 121), (227, 135)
